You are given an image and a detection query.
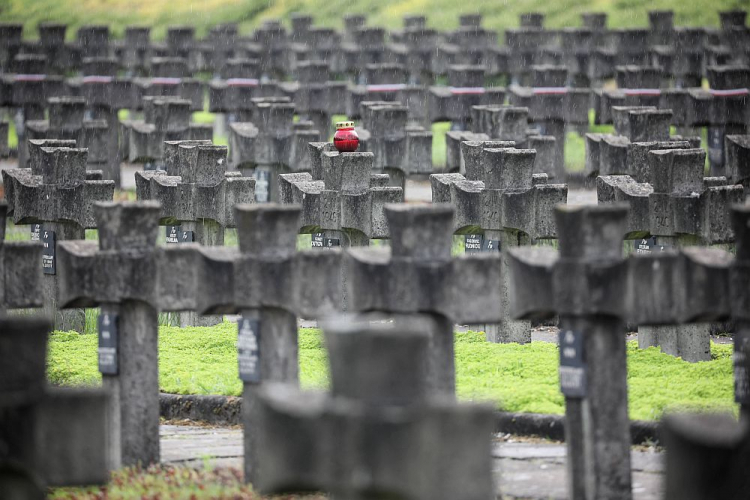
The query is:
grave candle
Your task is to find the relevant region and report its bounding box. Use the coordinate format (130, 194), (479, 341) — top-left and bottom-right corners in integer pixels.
(333, 120), (359, 152)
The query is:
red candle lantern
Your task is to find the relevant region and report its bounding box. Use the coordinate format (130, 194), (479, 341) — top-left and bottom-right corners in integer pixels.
(333, 121), (359, 153)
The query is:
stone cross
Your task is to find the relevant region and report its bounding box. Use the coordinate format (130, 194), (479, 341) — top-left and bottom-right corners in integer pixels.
(135, 140), (255, 326)
(24, 96), (110, 174)
(0, 55), (66, 166)
(66, 57), (138, 185)
(55, 201), (217, 467)
(131, 58), (204, 111)
(431, 141), (566, 343)
(120, 26), (151, 74)
(508, 65), (591, 179)
(76, 25), (110, 60)
(466, 104), (560, 180)
(598, 147), (743, 361)
(593, 66), (665, 125)
(208, 58), (281, 126)
(357, 101), (433, 189)
(662, 413), (750, 500)
(726, 135), (750, 198)
(124, 96), (212, 169)
(428, 65), (505, 131)
(507, 204), (635, 500)
(624, 204), (750, 423)
(585, 105), (697, 180)
(0, 201), (43, 313)
(252, 314), (495, 500)
(0, 317), (110, 497)
(0, 23), (22, 72)
(227, 98), (319, 202)
(2, 142), (115, 332)
(287, 60), (347, 140)
(218, 204), (341, 483)
(345, 203), (504, 395)
(279, 143), (403, 247)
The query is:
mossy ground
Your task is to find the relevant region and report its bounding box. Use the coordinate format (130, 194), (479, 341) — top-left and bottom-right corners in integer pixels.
(48, 322), (736, 421)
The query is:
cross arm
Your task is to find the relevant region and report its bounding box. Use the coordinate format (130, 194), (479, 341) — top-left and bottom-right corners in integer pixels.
(626, 247), (733, 325)
(155, 245), (238, 313)
(597, 175), (652, 238)
(234, 250), (342, 317)
(57, 241), (157, 308)
(507, 246), (558, 320)
(278, 173), (323, 232)
(0, 241), (43, 310)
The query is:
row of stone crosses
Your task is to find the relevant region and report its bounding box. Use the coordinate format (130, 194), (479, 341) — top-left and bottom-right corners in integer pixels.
(1, 8), (750, 500)
(0, 9), (749, 191)
(3, 196), (750, 499)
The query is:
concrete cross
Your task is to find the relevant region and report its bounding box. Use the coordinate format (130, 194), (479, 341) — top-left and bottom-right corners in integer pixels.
(131, 57), (204, 110)
(0, 202), (43, 313)
(2, 141), (115, 332)
(598, 146), (744, 361)
(24, 96), (110, 174)
(135, 140), (255, 326)
(428, 65), (505, 131)
(0, 317), (109, 497)
(279, 143), (403, 247)
(507, 204), (635, 500)
(124, 96), (212, 169)
(431, 141), (566, 343)
(586, 105), (698, 181)
(508, 65), (591, 179)
(467, 104), (560, 180)
(345, 203), (504, 395)
(252, 315), (495, 500)
(227, 98), (319, 202)
(357, 101), (433, 189)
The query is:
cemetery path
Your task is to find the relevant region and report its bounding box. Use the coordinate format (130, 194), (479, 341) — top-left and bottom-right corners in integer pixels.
(160, 424), (663, 499)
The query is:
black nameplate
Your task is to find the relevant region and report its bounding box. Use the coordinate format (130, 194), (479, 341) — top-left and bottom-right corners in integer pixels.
(734, 339), (750, 404)
(465, 234), (483, 253)
(255, 169), (270, 203)
(166, 225), (180, 244)
(324, 237), (340, 248)
(238, 317), (261, 383)
(559, 329), (586, 398)
(483, 239), (501, 252)
(98, 312), (119, 375)
(634, 237), (669, 254)
(312, 233), (324, 248)
(30, 224), (41, 241)
(181, 230), (195, 243)
(42, 229), (56, 275)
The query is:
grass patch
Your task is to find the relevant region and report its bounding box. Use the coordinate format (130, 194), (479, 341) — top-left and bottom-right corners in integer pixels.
(50, 464), (325, 499)
(0, 0), (739, 41)
(48, 325), (736, 421)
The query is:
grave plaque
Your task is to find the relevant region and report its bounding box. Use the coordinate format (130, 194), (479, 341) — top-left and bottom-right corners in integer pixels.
(559, 329), (586, 398)
(98, 312), (119, 375)
(166, 225), (180, 244)
(482, 239), (501, 252)
(734, 339), (750, 404)
(255, 169), (270, 203)
(180, 230), (195, 243)
(30, 223), (41, 241)
(324, 237), (340, 248)
(634, 236), (669, 254)
(312, 233), (324, 248)
(465, 234), (484, 253)
(42, 229), (56, 275)
(238, 317), (261, 383)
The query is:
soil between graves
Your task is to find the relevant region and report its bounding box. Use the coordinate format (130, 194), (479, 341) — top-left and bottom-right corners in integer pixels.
(47, 323), (737, 422)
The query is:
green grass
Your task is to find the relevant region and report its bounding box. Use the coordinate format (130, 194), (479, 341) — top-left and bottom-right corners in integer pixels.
(50, 464), (326, 499)
(0, 0), (744, 41)
(48, 324), (736, 421)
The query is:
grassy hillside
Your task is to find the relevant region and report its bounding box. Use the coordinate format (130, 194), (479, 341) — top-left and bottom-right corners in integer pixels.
(0, 0), (747, 40)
